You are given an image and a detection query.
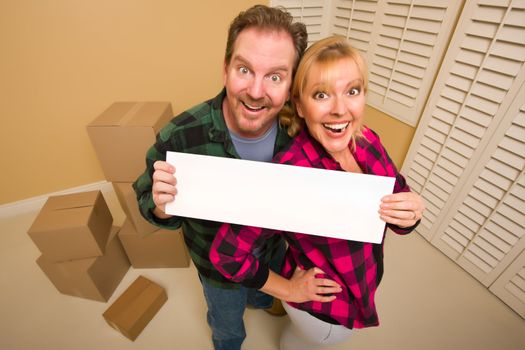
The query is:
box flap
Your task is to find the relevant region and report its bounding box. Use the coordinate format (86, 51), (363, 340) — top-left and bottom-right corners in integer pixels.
(88, 102), (139, 127)
(128, 102), (172, 127)
(42, 191), (100, 211)
(88, 102), (172, 128)
(104, 276), (151, 317)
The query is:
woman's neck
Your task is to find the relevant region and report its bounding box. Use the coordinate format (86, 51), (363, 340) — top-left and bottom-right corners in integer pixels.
(330, 148), (362, 173)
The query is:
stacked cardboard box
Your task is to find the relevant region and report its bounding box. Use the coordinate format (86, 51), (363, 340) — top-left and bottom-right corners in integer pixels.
(87, 102), (190, 269)
(28, 191), (130, 302)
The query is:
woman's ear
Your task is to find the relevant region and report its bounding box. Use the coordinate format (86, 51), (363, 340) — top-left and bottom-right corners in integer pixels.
(295, 100), (305, 119)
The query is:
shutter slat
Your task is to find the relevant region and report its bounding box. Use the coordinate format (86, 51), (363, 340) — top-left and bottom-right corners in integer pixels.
(464, 194), (492, 218)
(456, 211), (482, 233)
(498, 203), (525, 227)
(484, 55), (523, 76)
(463, 249), (493, 273)
(450, 219), (475, 241)
(471, 82), (506, 104)
(479, 168), (513, 191)
(455, 117), (486, 138)
(434, 157), (463, 180)
(485, 220), (519, 246)
(473, 235), (505, 261)
(450, 127), (480, 149)
(442, 146), (468, 168)
(471, 187), (499, 209)
(486, 157), (520, 181)
(460, 105), (493, 128)
(450, 61), (478, 80)
(445, 226), (470, 248)
(480, 225), (511, 254)
(441, 233), (465, 254)
(492, 212), (523, 239)
(475, 178), (505, 201)
(446, 74), (473, 93)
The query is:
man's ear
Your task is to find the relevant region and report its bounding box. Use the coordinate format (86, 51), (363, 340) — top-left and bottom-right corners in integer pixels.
(223, 60), (229, 84)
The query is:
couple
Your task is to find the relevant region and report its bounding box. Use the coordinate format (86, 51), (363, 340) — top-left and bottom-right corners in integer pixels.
(133, 5), (424, 350)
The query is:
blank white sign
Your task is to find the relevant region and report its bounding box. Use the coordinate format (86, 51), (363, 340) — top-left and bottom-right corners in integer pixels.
(165, 151), (395, 243)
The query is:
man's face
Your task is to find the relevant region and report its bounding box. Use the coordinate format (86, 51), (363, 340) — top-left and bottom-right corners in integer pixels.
(223, 27), (296, 138)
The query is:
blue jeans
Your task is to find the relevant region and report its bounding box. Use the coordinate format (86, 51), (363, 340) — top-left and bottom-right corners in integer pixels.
(200, 240), (286, 350)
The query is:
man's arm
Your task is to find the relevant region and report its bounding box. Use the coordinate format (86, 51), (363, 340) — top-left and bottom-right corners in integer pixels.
(133, 145), (182, 229)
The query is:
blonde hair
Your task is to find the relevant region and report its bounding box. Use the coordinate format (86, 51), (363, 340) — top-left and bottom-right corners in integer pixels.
(280, 35), (368, 141)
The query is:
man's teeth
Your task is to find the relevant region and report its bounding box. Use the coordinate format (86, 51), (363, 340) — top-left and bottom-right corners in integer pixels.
(243, 102), (265, 111)
(323, 122), (350, 133)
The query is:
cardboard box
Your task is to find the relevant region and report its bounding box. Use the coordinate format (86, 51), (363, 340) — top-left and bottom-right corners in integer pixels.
(28, 190), (113, 262)
(118, 218), (190, 268)
(113, 182), (157, 236)
(103, 275), (167, 341)
(87, 102), (173, 182)
(36, 226), (130, 302)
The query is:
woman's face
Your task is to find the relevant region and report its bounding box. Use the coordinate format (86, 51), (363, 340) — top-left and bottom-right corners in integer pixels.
(296, 58), (365, 159)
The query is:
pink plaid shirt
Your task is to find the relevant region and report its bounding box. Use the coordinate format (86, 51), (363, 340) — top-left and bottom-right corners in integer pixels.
(210, 127), (417, 329)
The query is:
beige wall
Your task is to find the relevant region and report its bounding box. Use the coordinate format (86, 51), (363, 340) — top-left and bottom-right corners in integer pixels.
(0, 0), (262, 205)
(363, 105), (416, 169)
(0, 0), (416, 205)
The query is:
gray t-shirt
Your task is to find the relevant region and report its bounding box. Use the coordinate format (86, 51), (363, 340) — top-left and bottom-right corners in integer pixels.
(229, 120), (278, 162)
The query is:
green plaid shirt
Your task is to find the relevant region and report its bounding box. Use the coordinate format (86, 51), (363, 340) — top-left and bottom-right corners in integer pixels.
(133, 89), (292, 289)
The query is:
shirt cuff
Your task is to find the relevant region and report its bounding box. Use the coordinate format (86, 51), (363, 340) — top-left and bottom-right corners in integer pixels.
(241, 261), (270, 289)
(389, 219), (421, 235)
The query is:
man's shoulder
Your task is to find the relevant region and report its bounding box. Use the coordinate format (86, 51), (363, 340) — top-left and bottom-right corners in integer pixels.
(160, 95), (222, 136)
(172, 98), (217, 127)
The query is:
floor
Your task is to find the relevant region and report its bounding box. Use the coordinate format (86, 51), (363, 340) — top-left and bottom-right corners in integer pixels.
(1, 190), (524, 350)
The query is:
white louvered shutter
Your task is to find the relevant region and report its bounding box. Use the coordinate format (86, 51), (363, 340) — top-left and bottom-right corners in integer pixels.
(271, 0), (330, 43)
(332, 0), (462, 126)
(401, 0), (525, 315)
(275, 0), (462, 126)
(490, 251), (525, 319)
(434, 93), (525, 286)
(366, 0), (462, 126)
(331, 0), (379, 56)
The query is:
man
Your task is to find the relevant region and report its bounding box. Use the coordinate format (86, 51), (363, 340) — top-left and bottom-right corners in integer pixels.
(133, 5), (308, 349)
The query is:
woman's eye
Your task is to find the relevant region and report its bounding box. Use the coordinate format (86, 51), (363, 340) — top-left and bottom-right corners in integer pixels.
(239, 67), (249, 74)
(349, 87), (360, 96)
(314, 92), (328, 99)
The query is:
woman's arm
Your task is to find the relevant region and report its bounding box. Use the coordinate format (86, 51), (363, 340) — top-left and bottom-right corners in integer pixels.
(210, 223), (341, 302)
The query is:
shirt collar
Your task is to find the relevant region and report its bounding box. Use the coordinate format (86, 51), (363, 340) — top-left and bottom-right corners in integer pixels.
(208, 88), (292, 155)
(209, 88), (229, 143)
(297, 128), (371, 172)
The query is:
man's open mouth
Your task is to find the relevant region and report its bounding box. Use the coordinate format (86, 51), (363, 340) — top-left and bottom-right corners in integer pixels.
(242, 101), (266, 112)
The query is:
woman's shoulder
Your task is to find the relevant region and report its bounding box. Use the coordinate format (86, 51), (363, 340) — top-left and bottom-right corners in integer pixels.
(274, 130), (315, 166)
(360, 126), (382, 144)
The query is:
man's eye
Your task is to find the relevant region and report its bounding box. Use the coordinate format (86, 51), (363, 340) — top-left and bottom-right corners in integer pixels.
(269, 74), (281, 82)
(314, 92), (328, 99)
(239, 67), (249, 74)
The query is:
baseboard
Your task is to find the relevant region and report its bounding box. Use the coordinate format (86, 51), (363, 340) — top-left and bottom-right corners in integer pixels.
(0, 181), (114, 219)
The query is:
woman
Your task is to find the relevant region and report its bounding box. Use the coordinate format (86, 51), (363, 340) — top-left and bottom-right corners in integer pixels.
(210, 36), (425, 349)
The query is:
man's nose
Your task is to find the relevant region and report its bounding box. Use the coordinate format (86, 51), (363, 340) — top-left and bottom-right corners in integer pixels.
(247, 76), (264, 100)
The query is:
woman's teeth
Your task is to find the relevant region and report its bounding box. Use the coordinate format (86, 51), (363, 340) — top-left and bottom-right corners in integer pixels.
(323, 122), (350, 133)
